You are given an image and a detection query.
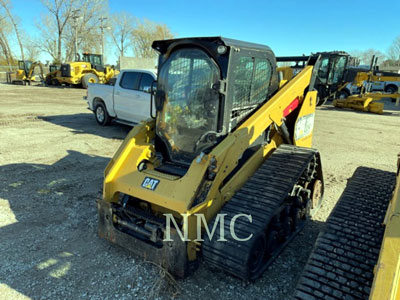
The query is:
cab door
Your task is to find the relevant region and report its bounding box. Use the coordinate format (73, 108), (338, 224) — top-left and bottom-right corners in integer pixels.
(135, 72), (156, 121)
(113, 71), (141, 122)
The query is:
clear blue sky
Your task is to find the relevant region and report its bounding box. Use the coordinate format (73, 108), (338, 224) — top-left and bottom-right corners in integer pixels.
(9, 0), (400, 63)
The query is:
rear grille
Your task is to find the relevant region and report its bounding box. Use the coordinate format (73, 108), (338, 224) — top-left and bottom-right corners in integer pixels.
(61, 64), (71, 77)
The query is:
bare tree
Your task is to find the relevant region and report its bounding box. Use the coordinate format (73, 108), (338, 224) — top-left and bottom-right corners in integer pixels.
(131, 18), (174, 58)
(361, 49), (385, 65)
(34, 16), (59, 62)
(349, 49), (385, 65)
(110, 11), (134, 57)
(387, 36), (400, 61)
(24, 38), (41, 61)
(39, 0), (76, 62)
(0, 0), (24, 60)
(0, 15), (13, 69)
(36, 0), (108, 63)
(62, 0), (108, 61)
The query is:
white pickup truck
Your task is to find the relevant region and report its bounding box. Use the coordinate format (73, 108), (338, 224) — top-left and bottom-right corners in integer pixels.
(85, 69), (157, 126)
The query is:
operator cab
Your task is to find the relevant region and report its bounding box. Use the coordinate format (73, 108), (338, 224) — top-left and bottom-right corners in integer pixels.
(313, 52), (350, 100)
(152, 37), (279, 170)
(18, 60), (33, 76)
(81, 53), (104, 72)
(49, 64), (59, 73)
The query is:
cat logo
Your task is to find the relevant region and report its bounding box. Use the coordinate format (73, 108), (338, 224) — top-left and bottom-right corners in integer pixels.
(141, 177), (160, 191)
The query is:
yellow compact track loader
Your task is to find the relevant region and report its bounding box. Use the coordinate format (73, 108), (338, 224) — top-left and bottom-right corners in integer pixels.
(45, 53), (118, 88)
(97, 37), (343, 280)
(294, 155), (400, 299)
(6, 60), (45, 85)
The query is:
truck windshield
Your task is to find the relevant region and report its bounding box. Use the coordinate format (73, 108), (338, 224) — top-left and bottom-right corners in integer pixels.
(156, 48), (220, 165)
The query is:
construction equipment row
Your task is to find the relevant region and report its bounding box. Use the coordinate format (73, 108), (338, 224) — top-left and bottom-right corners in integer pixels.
(6, 53), (118, 88)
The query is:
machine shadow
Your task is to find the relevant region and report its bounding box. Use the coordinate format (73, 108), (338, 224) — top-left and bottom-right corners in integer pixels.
(0, 150), (110, 299)
(0, 149), (329, 299)
(39, 113), (131, 140)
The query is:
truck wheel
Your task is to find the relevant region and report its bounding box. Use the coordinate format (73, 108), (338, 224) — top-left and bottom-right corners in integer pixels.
(385, 85), (398, 102)
(82, 73), (99, 89)
(94, 102), (110, 126)
(384, 85), (398, 94)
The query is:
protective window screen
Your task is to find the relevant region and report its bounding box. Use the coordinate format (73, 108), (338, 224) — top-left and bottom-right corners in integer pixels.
(166, 55), (215, 102)
(251, 58), (272, 104)
(233, 57), (272, 109)
(156, 48), (220, 164)
(233, 57), (253, 108)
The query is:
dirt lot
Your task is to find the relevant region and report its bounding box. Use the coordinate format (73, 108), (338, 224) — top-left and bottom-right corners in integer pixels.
(0, 83), (399, 300)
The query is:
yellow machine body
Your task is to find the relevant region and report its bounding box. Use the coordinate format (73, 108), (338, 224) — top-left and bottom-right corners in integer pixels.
(45, 53), (118, 88)
(334, 68), (400, 114)
(51, 62), (117, 84)
(100, 65), (318, 269)
(98, 37), (330, 280)
(333, 92), (400, 114)
(6, 61), (45, 85)
(370, 156), (400, 300)
(277, 66), (297, 87)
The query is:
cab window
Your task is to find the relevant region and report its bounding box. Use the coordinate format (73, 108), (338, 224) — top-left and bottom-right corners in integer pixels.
(120, 72), (140, 90)
(233, 56), (272, 109)
(139, 73), (154, 92)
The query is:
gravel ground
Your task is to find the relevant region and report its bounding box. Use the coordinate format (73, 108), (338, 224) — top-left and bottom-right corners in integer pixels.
(0, 83), (399, 300)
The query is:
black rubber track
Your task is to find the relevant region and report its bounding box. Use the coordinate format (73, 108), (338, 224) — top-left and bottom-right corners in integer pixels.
(294, 167), (396, 300)
(202, 144), (321, 281)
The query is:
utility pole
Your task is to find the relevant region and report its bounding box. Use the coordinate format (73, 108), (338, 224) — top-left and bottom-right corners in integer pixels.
(71, 9), (81, 61)
(99, 16), (110, 61)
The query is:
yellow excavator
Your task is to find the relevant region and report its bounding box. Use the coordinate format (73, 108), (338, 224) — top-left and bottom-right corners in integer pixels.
(294, 155), (400, 299)
(45, 53), (118, 88)
(97, 36), (355, 280)
(6, 60), (45, 85)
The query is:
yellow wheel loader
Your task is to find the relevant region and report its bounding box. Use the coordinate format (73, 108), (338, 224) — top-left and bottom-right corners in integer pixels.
(294, 155), (400, 299)
(6, 60), (45, 85)
(98, 37), (347, 280)
(45, 53), (118, 88)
